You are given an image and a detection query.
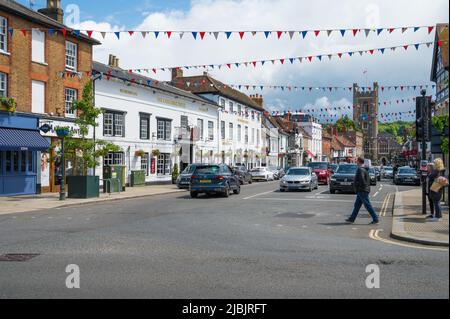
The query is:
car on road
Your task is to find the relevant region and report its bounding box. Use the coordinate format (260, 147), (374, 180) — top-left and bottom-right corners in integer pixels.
(190, 164), (241, 198)
(373, 166), (381, 181)
(176, 164), (201, 189)
(267, 166), (284, 180)
(308, 162), (332, 185)
(394, 167), (421, 186)
(233, 166), (253, 185)
(329, 164), (358, 194)
(280, 167), (318, 192)
(251, 167), (275, 182)
(368, 167), (377, 186)
(382, 166), (394, 179)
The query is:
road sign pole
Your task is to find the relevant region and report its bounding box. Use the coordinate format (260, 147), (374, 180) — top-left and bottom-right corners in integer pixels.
(420, 90), (427, 215)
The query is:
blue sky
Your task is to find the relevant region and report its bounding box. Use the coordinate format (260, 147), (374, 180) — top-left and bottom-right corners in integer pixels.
(20, 0), (190, 26)
(17, 0), (450, 121)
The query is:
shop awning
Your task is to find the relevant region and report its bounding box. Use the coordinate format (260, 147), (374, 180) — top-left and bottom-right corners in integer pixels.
(0, 128), (50, 151)
(306, 150), (315, 158)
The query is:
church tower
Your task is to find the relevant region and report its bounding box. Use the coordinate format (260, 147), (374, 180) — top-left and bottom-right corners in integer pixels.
(353, 82), (379, 162)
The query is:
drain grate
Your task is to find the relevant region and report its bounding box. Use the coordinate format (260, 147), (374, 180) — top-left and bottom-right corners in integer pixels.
(276, 212), (315, 219)
(0, 254), (40, 262)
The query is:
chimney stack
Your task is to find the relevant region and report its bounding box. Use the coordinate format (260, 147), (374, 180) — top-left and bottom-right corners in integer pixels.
(172, 68), (184, 80)
(251, 94), (264, 107)
(38, 0), (64, 24)
(108, 54), (120, 68)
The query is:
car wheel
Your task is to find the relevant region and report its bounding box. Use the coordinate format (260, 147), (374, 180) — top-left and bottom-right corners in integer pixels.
(249, 179), (253, 184)
(190, 191), (198, 198)
(330, 189), (336, 194)
(223, 185), (230, 198)
(280, 188), (286, 192)
(233, 185), (241, 195)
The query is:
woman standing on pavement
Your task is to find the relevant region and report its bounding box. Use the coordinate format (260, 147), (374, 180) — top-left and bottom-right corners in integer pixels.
(428, 158), (447, 222)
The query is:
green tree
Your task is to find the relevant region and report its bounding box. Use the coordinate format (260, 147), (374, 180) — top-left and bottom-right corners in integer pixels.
(51, 80), (120, 176)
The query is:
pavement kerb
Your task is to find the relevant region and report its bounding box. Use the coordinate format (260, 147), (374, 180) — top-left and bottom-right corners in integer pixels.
(390, 190), (449, 247)
(0, 188), (187, 215)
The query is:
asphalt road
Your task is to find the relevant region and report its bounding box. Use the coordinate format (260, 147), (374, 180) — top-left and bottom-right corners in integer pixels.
(0, 179), (448, 299)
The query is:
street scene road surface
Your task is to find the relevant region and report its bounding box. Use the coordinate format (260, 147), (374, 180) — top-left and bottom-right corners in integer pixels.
(0, 179), (447, 299)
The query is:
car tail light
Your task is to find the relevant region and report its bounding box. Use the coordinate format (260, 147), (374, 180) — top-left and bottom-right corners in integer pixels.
(216, 176), (225, 181)
(191, 176), (199, 180)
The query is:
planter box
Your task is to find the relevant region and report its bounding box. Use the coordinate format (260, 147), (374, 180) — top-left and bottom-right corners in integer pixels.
(67, 176), (100, 199)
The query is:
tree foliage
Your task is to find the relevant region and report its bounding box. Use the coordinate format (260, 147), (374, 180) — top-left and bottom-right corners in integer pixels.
(50, 80), (120, 176)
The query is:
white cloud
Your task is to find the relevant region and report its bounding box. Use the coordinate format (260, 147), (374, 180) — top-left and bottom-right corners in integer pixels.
(71, 0), (449, 116)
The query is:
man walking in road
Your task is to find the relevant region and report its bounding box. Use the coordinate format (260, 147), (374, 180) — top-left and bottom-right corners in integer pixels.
(346, 157), (380, 225)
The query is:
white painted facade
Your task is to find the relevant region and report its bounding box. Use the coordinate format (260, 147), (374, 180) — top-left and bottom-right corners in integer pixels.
(298, 121), (323, 162)
(94, 76), (220, 184)
(261, 118), (279, 167)
(198, 94), (263, 169)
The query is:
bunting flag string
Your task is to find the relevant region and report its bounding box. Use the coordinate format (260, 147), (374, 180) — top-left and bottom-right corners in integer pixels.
(130, 40), (445, 74)
(9, 25), (442, 41)
(229, 84), (435, 92)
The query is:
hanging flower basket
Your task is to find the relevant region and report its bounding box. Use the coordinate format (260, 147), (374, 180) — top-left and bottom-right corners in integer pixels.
(152, 149), (161, 157)
(0, 97), (17, 113)
(55, 126), (71, 138)
(135, 149), (146, 158)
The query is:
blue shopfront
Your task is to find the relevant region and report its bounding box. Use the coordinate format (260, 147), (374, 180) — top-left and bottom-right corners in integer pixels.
(0, 112), (50, 197)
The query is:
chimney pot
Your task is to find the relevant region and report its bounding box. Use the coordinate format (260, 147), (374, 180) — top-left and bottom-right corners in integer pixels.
(38, 0), (64, 23)
(172, 68), (184, 81)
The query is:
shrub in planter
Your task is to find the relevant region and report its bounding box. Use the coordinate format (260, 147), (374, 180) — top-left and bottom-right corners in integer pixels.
(172, 164), (179, 184)
(49, 81), (119, 199)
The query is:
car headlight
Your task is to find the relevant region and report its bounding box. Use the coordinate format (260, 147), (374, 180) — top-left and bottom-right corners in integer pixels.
(330, 177), (336, 182)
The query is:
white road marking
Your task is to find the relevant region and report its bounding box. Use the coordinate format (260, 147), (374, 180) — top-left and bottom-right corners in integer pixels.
(250, 198), (384, 204)
(373, 192), (379, 198)
(369, 229), (448, 252)
(243, 190), (276, 200)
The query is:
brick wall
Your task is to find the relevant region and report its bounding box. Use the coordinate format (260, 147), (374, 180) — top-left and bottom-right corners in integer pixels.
(0, 9), (94, 116)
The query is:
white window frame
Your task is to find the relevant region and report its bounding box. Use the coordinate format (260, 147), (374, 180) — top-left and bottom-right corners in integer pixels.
(65, 41), (78, 71)
(221, 121), (226, 140)
(197, 119), (204, 140)
(0, 72), (6, 97)
(229, 123), (234, 141)
(32, 28), (46, 64)
(0, 16), (7, 53)
(237, 125), (242, 142)
(31, 80), (45, 114)
(103, 152), (125, 166)
(64, 88), (77, 117)
(157, 118), (172, 141)
(157, 153), (171, 175)
(208, 121), (214, 141)
(141, 153), (149, 176)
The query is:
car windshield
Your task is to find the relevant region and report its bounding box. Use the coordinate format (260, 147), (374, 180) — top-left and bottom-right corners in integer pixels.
(195, 166), (220, 175)
(337, 165), (358, 174)
(287, 169), (310, 176)
(384, 167), (393, 171)
(399, 168), (416, 174)
(268, 167), (278, 171)
(308, 163), (328, 170)
(369, 168), (375, 174)
(183, 166), (197, 174)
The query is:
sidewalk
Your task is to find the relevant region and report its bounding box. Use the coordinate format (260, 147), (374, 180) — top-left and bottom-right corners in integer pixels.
(0, 185), (186, 216)
(391, 189), (449, 247)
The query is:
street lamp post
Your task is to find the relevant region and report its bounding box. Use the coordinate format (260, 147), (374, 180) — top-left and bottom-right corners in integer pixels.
(55, 127), (70, 201)
(420, 90), (428, 215)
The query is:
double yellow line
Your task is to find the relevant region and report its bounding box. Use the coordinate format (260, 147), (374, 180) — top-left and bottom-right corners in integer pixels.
(379, 193), (392, 218)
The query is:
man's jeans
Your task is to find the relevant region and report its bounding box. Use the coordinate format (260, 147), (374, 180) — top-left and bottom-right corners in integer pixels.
(349, 192), (379, 222)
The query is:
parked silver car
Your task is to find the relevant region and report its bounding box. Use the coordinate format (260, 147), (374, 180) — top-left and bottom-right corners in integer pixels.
(280, 167), (318, 192)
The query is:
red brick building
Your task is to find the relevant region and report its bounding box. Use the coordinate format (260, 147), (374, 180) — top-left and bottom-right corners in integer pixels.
(1, 0), (100, 193)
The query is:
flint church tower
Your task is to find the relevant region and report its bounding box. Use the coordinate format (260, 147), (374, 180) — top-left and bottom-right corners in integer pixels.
(353, 82), (379, 162)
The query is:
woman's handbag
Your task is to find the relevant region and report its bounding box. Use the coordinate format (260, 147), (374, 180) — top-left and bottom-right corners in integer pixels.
(430, 176), (449, 193)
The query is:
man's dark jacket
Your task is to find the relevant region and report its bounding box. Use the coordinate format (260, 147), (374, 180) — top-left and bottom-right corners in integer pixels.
(354, 166), (371, 193)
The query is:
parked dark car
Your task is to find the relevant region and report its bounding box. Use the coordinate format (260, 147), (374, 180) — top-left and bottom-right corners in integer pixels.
(176, 164), (201, 189)
(308, 162), (333, 185)
(394, 167), (421, 186)
(190, 164), (241, 198)
(329, 164), (358, 194)
(368, 167), (377, 186)
(233, 166), (253, 185)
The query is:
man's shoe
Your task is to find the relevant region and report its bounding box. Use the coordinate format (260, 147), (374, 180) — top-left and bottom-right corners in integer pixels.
(346, 218), (355, 224)
(429, 218), (442, 222)
(369, 220), (380, 225)
(426, 215), (435, 219)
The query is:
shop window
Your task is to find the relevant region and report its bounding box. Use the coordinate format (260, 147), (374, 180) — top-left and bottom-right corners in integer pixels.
(157, 153), (171, 175)
(103, 152), (125, 166)
(141, 153), (149, 176)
